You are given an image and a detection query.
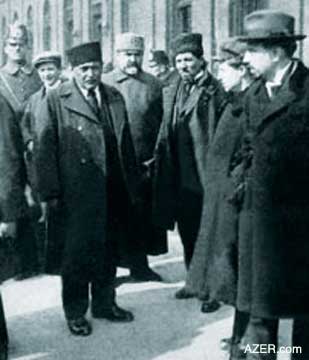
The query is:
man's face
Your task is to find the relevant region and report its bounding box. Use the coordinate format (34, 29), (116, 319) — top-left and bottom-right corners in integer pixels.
(149, 62), (167, 77)
(37, 62), (61, 88)
(117, 50), (143, 75)
(175, 52), (203, 82)
(217, 61), (243, 92)
(243, 43), (275, 79)
(5, 38), (28, 63)
(73, 61), (102, 90)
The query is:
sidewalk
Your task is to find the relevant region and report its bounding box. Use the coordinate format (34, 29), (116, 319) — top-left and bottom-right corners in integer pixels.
(2, 232), (292, 360)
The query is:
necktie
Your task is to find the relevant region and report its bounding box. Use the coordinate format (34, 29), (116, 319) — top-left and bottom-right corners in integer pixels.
(87, 89), (100, 115)
(180, 82), (192, 107)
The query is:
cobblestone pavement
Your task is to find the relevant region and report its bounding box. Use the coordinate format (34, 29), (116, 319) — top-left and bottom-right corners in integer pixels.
(2, 231), (291, 360)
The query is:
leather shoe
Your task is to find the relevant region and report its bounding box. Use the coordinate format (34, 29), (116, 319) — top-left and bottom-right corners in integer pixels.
(130, 269), (163, 282)
(174, 287), (195, 299)
(201, 299), (221, 313)
(92, 304), (134, 322)
(67, 317), (92, 336)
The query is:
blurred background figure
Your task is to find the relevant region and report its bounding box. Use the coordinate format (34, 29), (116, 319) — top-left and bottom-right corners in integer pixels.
(102, 61), (114, 74)
(148, 49), (175, 86)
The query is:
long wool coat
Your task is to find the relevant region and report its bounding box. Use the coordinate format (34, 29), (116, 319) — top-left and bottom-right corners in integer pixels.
(153, 73), (226, 230)
(102, 69), (167, 257)
(0, 94), (28, 282)
(35, 80), (140, 274)
(184, 93), (246, 304)
(237, 61), (309, 318)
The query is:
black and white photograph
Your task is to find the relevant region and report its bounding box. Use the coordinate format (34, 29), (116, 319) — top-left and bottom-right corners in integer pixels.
(0, 0), (309, 359)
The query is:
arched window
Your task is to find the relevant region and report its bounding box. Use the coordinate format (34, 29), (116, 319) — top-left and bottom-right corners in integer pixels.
(90, 0), (102, 42)
(229, 0), (269, 36)
(64, 0), (73, 50)
(43, 0), (51, 50)
(27, 6), (34, 59)
(13, 12), (19, 22)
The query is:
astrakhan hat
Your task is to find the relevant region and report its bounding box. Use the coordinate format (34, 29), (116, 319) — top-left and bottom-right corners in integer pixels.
(239, 10), (306, 41)
(172, 33), (204, 58)
(115, 33), (144, 52)
(33, 51), (62, 69)
(66, 42), (102, 67)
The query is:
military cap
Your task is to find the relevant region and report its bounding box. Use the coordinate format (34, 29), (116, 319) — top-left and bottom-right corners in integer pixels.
(239, 10), (306, 41)
(149, 50), (169, 66)
(6, 21), (29, 44)
(172, 33), (204, 58)
(115, 33), (144, 52)
(213, 38), (247, 64)
(33, 51), (62, 69)
(66, 42), (102, 67)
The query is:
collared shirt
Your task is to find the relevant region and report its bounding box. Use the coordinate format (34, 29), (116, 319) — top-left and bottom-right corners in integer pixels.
(265, 61), (295, 98)
(77, 83), (102, 108)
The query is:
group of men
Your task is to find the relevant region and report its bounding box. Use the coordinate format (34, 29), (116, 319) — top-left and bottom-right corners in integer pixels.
(1, 8), (309, 360)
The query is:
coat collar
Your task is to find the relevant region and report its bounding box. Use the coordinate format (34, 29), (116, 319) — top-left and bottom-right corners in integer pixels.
(59, 80), (102, 124)
(179, 72), (218, 117)
(112, 68), (148, 83)
(2, 61), (34, 75)
(251, 60), (308, 132)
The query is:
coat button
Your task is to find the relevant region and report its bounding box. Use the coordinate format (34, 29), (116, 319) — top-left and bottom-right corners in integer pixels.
(80, 158), (87, 164)
(77, 125), (83, 131)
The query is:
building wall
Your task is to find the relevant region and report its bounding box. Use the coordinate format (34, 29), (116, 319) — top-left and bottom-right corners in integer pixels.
(0, 0), (307, 67)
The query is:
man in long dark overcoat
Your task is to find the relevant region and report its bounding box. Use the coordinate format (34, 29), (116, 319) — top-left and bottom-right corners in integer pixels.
(153, 33), (225, 306)
(0, 21), (42, 279)
(236, 10), (309, 359)
(36, 42), (139, 336)
(102, 32), (166, 282)
(0, 92), (29, 359)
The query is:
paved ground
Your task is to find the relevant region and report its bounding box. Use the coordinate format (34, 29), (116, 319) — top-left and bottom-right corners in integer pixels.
(2, 231), (292, 360)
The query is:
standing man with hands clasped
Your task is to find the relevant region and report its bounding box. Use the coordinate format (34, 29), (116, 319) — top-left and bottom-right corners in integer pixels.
(36, 42), (140, 336)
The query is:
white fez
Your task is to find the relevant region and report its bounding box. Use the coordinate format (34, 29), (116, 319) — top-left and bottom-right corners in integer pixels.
(115, 32), (145, 52)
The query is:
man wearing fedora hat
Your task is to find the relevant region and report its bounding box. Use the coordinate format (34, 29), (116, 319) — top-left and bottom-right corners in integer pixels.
(234, 10), (309, 359)
(153, 33), (225, 307)
(148, 49), (176, 86)
(103, 32), (166, 282)
(35, 41), (140, 336)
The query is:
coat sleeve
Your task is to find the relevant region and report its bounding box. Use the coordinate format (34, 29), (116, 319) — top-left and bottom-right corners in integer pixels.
(35, 91), (61, 201)
(0, 96), (27, 221)
(20, 100), (34, 148)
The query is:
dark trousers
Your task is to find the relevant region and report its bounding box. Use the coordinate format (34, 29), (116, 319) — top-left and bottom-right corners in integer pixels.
(0, 294), (8, 360)
(61, 241), (117, 320)
(246, 316), (309, 360)
(177, 190), (203, 269)
(16, 216), (39, 276)
(230, 310), (249, 360)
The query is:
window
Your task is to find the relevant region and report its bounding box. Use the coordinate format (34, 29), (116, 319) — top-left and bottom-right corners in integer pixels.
(26, 6), (34, 59)
(64, 0), (73, 50)
(178, 4), (192, 33)
(229, 0), (269, 36)
(43, 0), (51, 50)
(121, 0), (129, 32)
(90, 0), (102, 42)
(1, 17), (6, 65)
(13, 12), (19, 22)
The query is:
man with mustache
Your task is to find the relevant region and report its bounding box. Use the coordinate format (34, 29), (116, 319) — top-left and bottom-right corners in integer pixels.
(102, 33), (166, 282)
(153, 33), (225, 309)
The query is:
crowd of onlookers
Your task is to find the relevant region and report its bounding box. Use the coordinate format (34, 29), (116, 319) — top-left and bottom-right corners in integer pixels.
(1, 8), (309, 360)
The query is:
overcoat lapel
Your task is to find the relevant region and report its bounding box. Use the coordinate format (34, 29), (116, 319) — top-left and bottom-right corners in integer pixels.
(60, 80), (101, 124)
(163, 77), (181, 127)
(251, 62), (307, 134)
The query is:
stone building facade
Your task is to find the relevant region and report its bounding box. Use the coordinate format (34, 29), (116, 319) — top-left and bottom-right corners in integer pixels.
(0, 0), (308, 68)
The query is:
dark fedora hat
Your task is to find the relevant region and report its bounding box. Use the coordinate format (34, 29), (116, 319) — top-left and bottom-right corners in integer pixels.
(238, 10), (306, 42)
(149, 50), (170, 66)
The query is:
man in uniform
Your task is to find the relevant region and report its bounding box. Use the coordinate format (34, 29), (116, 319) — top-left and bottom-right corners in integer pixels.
(36, 42), (138, 336)
(153, 33), (225, 309)
(103, 33), (166, 282)
(0, 21), (42, 279)
(236, 10), (309, 359)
